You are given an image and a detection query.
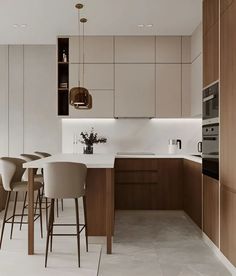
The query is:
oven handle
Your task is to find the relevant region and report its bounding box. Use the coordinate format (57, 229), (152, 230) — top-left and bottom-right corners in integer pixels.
(203, 94), (215, 102)
(203, 137), (217, 141)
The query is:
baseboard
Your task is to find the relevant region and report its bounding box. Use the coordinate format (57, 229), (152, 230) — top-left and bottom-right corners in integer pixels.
(184, 212), (236, 275)
(202, 232), (236, 276)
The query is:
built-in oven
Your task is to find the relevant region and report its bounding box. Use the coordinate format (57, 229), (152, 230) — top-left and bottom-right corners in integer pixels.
(203, 82), (219, 125)
(202, 124), (219, 180)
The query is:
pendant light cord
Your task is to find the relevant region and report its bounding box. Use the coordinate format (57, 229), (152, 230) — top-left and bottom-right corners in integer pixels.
(78, 8), (81, 87)
(82, 22), (85, 87)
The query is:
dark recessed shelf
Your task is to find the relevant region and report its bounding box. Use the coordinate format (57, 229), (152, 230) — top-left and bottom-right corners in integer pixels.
(58, 37), (69, 116)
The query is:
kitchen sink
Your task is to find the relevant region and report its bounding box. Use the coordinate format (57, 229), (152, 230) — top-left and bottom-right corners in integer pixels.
(191, 154), (202, 158)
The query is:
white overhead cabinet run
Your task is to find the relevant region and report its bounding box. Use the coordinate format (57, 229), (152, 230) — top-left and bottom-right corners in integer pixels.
(67, 34), (202, 119)
(115, 64), (155, 118)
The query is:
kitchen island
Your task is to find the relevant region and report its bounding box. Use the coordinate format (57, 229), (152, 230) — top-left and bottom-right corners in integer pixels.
(23, 153), (202, 255)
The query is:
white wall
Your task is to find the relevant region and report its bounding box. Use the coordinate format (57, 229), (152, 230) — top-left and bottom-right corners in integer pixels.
(0, 45), (61, 157)
(62, 119), (202, 155)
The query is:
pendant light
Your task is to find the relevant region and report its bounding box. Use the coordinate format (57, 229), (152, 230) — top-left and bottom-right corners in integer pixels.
(70, 3), (92, 110)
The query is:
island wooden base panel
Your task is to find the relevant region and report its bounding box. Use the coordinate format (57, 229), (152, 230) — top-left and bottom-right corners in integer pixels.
(27, 168), (114, 255)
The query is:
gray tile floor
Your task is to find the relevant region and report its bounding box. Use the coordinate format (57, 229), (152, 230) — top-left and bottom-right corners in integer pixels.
(99, 211), (231, 276)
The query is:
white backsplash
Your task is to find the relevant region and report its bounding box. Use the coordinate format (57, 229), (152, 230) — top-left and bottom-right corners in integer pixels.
(62, 118), (202, 155)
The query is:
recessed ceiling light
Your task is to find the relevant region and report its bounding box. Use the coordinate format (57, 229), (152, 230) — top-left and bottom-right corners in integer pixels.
(21, 24), (27, 28)
(138, 24), (144, 28)
(146, 24), (153, 27)
(13, 24), (19, 28)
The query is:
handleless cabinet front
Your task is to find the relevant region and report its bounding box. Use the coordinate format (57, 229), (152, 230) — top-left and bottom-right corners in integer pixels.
(156, 64), (181, 118)
(114, 64), (155, 118)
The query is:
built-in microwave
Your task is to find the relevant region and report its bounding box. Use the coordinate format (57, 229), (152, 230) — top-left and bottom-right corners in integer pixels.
(203, 82), (219, 126)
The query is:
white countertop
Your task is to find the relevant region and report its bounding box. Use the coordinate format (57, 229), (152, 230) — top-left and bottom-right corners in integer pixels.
(23, 153), (115, 169)
(23, 153), (202, 169)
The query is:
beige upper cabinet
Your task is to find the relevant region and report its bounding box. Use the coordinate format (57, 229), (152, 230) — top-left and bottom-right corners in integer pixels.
(69, 63), (114, 90)
(191, 56), (202, 117)
(182, 36), (191, 63)
(115, 64), (155, 117)
(69, 36), (114, 63)
(156, 64), (181, 118)
(115, 36), (155, 63)
(156, 36), (181, 63)
(182, 64), (191, 117)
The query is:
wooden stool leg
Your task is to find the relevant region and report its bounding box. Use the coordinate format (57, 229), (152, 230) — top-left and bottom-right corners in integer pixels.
(10, 192), (18, 239)
(45, 197), (48, 228)
(83, 196), (88, 252)
(75, 198), (80, 267)
(45, 199), (54, 268)
(56, 199), (59, 217)
(38, 190), (43, 238)
(0, 191), (11, 249)
(61, 199), (64, 211)
(20, 192), (27, 230)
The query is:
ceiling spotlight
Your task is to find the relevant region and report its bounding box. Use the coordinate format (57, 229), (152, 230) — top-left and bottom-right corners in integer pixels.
(21, 24), (27, 28)
(138, 24), (144, 27)
(146, 24), (153, 27)
(13, 24), (19, 28)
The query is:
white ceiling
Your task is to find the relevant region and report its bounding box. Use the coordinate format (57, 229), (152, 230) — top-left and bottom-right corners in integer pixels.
(0, 0), (202, 44)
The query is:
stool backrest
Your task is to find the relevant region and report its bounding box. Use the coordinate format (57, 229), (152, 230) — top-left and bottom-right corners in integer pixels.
(0, 158), (26, 191)
(34, 152), (51, 158)
(21, 154), (41, 180)
(43, 162), (87, 199)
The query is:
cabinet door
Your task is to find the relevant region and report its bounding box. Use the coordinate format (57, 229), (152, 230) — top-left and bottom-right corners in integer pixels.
(69, 90), (114, 118)
(203, 175), (219, 247)
(0, 46), (8, 156)
(182, 64), (191, 117)
(70, 63), (114, 90)
(220, 0), (236, 191)
(156, 36), (181, 63)
(115, 64), (155, 118)
(69, 36), (114, 63)
(156, 64), (181, 118)
(220, 185), (236, 266)
(181, 36), (191, 63)
(191, 55), (202, 117)
(183, 160), (202, 228)
(115, 36), (155, 63)
(8, 46), (24, 157)
(203, 0), (219, 35)
(220, 0), (234, 14)
(203, 22), (219, 87)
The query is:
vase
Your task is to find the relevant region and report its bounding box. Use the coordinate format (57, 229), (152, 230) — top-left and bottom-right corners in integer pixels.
(83, 145), (93, 154)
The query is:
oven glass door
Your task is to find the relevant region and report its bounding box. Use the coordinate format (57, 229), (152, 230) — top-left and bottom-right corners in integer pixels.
(203, 94), (219, 121)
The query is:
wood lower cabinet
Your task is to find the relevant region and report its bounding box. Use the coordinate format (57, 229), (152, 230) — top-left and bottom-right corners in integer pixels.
(203, 175), (219, 247)
(115, 158), (183, 210)
(220, 185), (236, 266)
(183, 160), (202, 228)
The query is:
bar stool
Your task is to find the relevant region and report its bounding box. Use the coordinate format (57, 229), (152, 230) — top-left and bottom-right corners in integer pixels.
(34, 152), (63, 217)
(43, 162), (88, 268)
(0, 157), (43, 248)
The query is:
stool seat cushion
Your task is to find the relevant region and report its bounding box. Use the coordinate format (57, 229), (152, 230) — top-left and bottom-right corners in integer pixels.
(11, 181), (43, 192)
(35, 174), (43, 183)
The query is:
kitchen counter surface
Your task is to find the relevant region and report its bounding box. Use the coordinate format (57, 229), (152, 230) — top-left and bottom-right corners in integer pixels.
(24, 153), (202, 169)
(115, 154), (202, 164)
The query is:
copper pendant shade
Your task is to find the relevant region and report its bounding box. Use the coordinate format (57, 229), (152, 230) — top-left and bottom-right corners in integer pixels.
(69, 3), (92, 110)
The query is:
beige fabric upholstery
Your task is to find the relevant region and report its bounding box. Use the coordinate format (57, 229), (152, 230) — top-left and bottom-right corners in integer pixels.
(0, 158), (26, 191)
(11, 181), (42, 192)
(34, 152), (51, 158)
(43, 162), (87, 199)
(20, 154), (43, 182)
